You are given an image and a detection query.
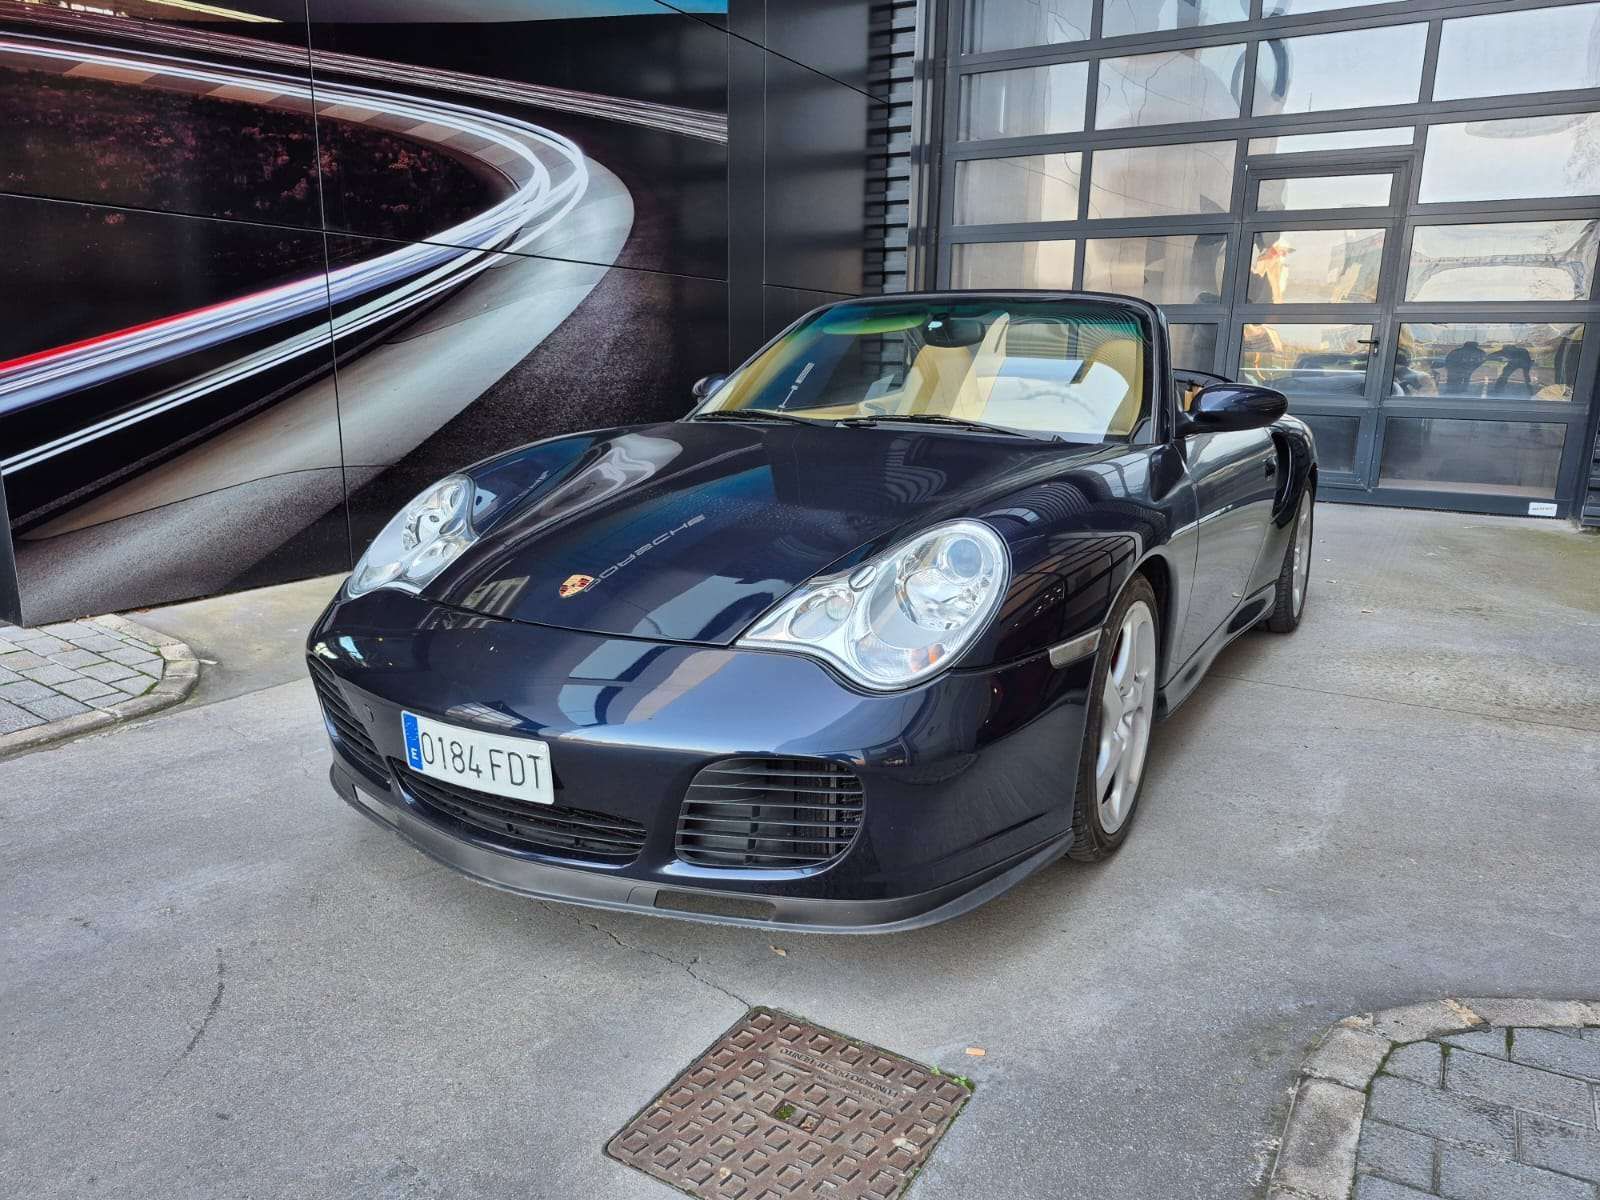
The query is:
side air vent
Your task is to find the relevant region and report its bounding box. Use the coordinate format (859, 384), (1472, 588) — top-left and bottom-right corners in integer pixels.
(675, 757), (864, 869)
(307, 656), (387, 783)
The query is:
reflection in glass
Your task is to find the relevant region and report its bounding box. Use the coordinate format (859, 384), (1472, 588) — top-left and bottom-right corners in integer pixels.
(1249, 127), (1413, 156)
(1406, 221), (1599, 303)
(963, 0), (1093, 53)
(1247, 229), (1386, 304)
(960, 62), (1090, 140)
(1420, 113), (1600, 204)
(1257, 174), (1391, 211)
(955, 154), (1081, 225)
(1298, 415), (1360, 475)
(1170, 323), (1219, 372)
(952, 240), (1077, 288)
(1082, 234), (1228, 305)
(1254, 25), (1426, 116)
(1101, 0), (1248, 37)
(1264, 0), (1380, 12)
(1087, 141), (1235, 219)
(1096, 43), (1245, 129)
(1393, 324), (1586, 402)
(1435, 3), (1600, 100)
(1239, 323), (1374, 396)
(1378, 418), (1565, 498)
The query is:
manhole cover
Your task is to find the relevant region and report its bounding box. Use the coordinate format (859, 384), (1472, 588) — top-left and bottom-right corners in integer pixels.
(607, 1007), (972, 1200)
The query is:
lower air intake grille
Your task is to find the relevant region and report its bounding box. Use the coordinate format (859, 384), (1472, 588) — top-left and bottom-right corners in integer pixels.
(393, 762), (647, 863)
(307, 657), (386, 783)
(675, 757), (864, 869)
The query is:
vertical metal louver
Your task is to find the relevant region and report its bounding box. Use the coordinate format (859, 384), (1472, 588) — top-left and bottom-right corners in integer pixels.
(675, 757), (865, 869)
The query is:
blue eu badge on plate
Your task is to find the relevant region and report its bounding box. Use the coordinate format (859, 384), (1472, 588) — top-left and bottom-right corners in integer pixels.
(401, 712), (423, 769)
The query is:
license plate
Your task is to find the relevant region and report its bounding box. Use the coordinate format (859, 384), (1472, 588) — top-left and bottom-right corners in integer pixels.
(401, 711), (553, 805)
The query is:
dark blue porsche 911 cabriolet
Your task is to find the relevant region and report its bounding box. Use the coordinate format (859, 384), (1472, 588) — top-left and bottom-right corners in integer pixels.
(308, 291), (1316, 931)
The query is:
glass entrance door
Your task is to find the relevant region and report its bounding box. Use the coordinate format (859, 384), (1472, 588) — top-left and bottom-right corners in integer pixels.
(1225, 155), (1411, 491)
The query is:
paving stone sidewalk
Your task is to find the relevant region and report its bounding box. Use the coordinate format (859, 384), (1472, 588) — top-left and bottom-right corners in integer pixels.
(1271, 999), (1600, 1200)
(0, 615), (199, 756)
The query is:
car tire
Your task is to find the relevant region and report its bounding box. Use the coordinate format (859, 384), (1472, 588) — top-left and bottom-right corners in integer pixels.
(1066, 575), (1160, 863)
(1264, 488), (1314, 634)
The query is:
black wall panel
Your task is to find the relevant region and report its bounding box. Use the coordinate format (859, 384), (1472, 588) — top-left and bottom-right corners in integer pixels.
(763, 52), (870, 297)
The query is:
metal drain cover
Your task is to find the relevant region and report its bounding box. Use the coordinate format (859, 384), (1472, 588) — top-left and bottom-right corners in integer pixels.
(607, 1007), (971, 1200)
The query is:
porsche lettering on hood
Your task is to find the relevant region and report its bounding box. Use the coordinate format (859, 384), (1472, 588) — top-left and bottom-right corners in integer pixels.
(434, 421), (1101, 645)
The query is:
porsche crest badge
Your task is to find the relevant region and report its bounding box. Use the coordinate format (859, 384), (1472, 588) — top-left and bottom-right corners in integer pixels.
(558, 573), (594, 599)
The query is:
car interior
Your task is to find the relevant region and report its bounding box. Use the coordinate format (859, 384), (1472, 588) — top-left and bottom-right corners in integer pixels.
(707, 303), (1154, 443)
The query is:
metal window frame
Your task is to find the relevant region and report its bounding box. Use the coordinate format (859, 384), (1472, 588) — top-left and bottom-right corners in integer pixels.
(926, 0), (1600, 516)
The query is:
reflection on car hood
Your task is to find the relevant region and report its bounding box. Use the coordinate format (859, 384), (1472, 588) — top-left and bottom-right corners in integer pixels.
(433, 420), (1105, 645)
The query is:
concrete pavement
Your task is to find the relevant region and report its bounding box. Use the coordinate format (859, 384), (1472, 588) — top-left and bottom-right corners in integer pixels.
(2, 505), (1597, 1199)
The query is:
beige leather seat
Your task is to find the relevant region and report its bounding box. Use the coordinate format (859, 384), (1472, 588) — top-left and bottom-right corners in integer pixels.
(944, 322), (1144, 438)
(1088, 336), (1144, 436)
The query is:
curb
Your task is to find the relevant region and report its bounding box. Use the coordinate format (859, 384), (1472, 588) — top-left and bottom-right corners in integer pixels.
(0, 615), (200, 758)
(1267, 998), (1600, 1200)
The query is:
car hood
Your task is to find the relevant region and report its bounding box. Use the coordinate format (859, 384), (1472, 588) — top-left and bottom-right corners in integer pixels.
(434, 421), (1107, 645)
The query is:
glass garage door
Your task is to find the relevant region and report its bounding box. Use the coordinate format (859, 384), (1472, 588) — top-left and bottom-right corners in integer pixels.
(938, 0), (1600, 518)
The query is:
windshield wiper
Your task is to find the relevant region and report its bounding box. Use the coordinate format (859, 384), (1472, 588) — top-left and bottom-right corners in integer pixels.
(690, 409), (825, 428)
(837, 413), (1053, 440)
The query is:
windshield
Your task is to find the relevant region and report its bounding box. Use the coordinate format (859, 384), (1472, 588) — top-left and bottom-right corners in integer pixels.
(696, 297), (1152, 442)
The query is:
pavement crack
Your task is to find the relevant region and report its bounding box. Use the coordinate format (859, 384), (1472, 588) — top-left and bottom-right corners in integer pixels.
(540, 902), (751, 1010)
(165, 948), (226, 1079)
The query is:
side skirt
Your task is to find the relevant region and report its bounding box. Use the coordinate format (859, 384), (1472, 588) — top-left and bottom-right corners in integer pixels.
(1154, 581), (1277, 718)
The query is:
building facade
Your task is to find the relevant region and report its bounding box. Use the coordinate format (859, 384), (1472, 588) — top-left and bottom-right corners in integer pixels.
(924, 0), (1600, 522)
(1, 0), (1595, 626)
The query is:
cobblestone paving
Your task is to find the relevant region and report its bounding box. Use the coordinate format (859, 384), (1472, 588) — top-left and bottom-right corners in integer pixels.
(0, 618), (167, 731)
(1272, 1001), (1600, 1200)
(1356, 1026), (1600, 1200)
(0, 616), (198, 754)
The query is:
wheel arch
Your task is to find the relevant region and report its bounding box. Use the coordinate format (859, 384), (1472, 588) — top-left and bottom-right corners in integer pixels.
(1130, 549), (1177, 683)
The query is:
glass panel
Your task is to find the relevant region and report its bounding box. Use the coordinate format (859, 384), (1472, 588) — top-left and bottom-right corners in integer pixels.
(1255, 25), (1427, 116)
(1299, 415), (1360, 474)
(1082, 234), (1228, 304)
(1257, 174), (1392, 211)
(1246, 229), (1387, 304)
(1087, 141), (1235, 219)
(1264, 0), (1382, 12)
(1170, 323), (1219, 371)
(960, 62), (1090, 140)
(1406, 220), (1599, 303)
(1393, 323), (1586, 403)
(1101, 0), (1249, 38)
(954, 154), (1082, 225)
(1249, 127), (1413, 155)
(952, 240), (1077, 289)
(1435, 3), (1600, 101)
(1378, 418), (1566, 498)
(1420, 113), (1600, 204)
(1096, 43), (1246, 129)
(963, 0), (1093, 54)
(1239, 322), (1373, 396)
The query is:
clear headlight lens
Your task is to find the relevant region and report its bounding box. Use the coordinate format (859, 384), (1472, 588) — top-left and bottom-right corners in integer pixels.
(738, 520), (1009, 690)
(347, 475), (477, 598)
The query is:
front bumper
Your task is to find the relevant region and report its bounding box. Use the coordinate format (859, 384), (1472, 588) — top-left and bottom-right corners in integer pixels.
(309, 589), (1092, 931)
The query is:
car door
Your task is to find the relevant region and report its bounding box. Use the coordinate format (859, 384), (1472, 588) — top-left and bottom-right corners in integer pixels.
(1175, 413), (1279, 665)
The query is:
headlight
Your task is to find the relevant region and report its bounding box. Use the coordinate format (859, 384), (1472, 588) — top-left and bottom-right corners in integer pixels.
(347, 475), (477, 598)
(738, 520), (1009, 690)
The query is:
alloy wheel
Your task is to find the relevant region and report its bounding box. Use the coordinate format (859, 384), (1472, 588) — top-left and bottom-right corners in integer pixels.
(1095, 600), (1157, 835)
(1291, 496), (1313, 616)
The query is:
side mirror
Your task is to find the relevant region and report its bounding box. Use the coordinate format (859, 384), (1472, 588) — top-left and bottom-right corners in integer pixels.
(690, 374), (726, 403)
(1179, 383), (1288, 435)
